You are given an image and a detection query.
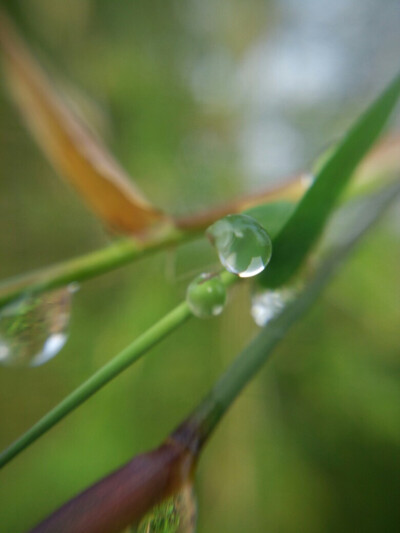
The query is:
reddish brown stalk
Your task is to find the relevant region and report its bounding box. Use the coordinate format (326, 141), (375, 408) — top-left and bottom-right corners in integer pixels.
(30, 429), (198, 533)
(27, 394), (216, 533)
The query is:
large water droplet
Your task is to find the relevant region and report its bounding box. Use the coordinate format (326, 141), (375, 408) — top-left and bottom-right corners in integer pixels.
(0, 286), (73, 367)
(186, 273), (226, 319)
(136, 484), (197, 533)
(251, 286), (297, 327)
(206, 214), (272, 278)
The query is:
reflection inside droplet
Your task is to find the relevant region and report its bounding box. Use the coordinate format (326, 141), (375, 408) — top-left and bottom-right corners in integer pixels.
(207, 214), (272, 278)
(0, 286), (74, 368)
(136, 483), (197, 533)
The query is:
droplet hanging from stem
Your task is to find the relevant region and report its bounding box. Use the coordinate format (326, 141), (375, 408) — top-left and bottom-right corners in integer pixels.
(186, 273), (226, 319)
(206, 214), (272, 278)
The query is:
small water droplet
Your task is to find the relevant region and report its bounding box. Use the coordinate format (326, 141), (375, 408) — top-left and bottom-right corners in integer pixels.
(0, 287), (73, 368)
(206, 214), (272, 278)
(186, 273), (226, 319)
(251, 286), (297, 327)
(136, 484), (197, 533)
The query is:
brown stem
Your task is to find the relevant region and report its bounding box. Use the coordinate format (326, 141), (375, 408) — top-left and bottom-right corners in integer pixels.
(29, 434), (197, 533)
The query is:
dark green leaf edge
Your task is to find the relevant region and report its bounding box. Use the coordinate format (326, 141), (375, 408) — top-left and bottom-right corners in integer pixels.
(260, 73), (400, 288)
(180, 181), (400, 446)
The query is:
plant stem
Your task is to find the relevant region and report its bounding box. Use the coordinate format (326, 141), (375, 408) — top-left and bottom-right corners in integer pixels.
(174, 183), (400, 451)
(1, 131), (397, 311)
(0, 226), (195, 309)
(0, 176), (296, 309)
(0, 301), (192, 469)
(0, 271), (238, 469)
(24, 186), (399, 533)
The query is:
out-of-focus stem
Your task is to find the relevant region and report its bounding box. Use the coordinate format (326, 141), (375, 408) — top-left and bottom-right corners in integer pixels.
(0, 226), (195, 309)
(0, 301), (192, 469)
(0, 270), (237, 469)
(174, 182), (400, 452)
(22, 184), (399, 533)
(0, 132), (398, 310)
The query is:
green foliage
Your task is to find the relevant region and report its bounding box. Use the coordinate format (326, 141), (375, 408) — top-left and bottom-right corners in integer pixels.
(188, 183), (400, 443)
(0, 3), (399, 533)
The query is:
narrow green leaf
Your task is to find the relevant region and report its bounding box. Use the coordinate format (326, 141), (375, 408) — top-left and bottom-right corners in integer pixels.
(261, 73), (400, 287)
(0, 302), (192, 469)
(181, 182), (400, 444)
(21, 183), (400, 533)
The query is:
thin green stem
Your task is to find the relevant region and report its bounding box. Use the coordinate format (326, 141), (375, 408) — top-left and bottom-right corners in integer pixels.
(0, 270), (238, 469)
(0, 166), (396, 311)
(175, 183), (400, 450)
(0, 226), (198, 309)
(0, 301), (192, 469)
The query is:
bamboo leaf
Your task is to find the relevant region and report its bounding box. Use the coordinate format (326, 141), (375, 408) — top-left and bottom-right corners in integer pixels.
(27, 183), (400, 533)
(0, 11), (169, 234)
(182, 181), (400, 445)
(260, 73), (400, 287)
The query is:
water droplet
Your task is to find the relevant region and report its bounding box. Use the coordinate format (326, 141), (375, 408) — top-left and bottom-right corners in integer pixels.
(206, 214), (272, 278)
(136, 484), (197, 533)
(186, 273), (226, 319)
(251, 286), (297, 327)
(0, 286), (73, 367)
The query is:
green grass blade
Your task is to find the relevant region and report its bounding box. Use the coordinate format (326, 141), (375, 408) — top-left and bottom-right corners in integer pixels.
(0, 302), (192, 469)
(261, 73), (400, 288)
(179, 182), (400, 445)
(24, 183), (400, 533)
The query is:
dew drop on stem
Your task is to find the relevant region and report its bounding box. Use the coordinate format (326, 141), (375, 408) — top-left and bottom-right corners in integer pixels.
(206, 214), (272, 278)
(0, 285), (75, 367)
(186, 273), (226, 319)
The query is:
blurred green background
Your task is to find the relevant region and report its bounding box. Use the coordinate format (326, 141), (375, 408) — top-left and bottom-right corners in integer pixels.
(0, 1), (399, 531)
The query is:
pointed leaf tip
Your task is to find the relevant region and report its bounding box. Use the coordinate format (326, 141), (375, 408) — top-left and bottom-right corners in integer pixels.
(261, 71), (400, 287)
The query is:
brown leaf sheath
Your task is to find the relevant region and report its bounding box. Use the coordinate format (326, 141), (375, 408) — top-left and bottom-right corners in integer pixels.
(0, 11), (168, 235)
(29, 435), (197, 533)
